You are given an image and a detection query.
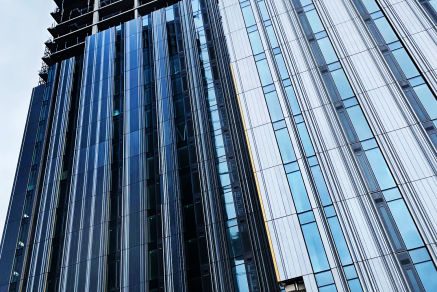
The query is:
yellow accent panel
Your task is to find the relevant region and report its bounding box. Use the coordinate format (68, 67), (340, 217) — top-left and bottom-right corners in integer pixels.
(229, 63), (280, 282)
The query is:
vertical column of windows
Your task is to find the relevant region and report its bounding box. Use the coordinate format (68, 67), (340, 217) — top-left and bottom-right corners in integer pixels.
(120, 17), (148, 291)
(193, 0), (261, 290)
(166, 4), (213, 291)
(153, 8), (187, 292)
(141, 15), (165, 292)
(351, 0), (437, 146)
(2, 66), (57, 292)
(292, 0), (437, 290)
(107, 25), (122, 292)
(58, 30), (113, 292)
(45, 55), (84, 292)
(241, 1), (351, 290)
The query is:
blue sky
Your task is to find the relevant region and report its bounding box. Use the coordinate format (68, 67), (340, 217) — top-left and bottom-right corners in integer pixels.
(0, 0), (55, 237)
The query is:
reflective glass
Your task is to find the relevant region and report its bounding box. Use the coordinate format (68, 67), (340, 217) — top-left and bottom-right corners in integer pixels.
(265, 91), (284, 122)
(242, 5), (256, 27)
(266, 26), (278, 48)
(301, 222), (330, 272)
(258, 1), (269, 21)
(306, 9), (324, 33)
(248, 31), (264, 55)
(328, 217), (353, 265)
(256, 59), (273, 85)
(222, 191), (237, 220)
(299, 211), (315, 225)
(311, 165), (332, 206)
(379, 206), (402, 250)
(319, 285), (337, 292)
(315, 271), (334, 287)
(415, 261), (437, 292)
(297, 122), (315, 156)
(318, 37), (338, 64)
(414, 84), (437, 120)
(365, 148), (396, 190)
(275, 128), (296, 163)
(285, 86), (301, 114)
(287, 171), (311, 213)
(232, 264), (250, 292)
(382, 188), (401, 202)
(213, 134), (226, 158)
(331, 69), (354, 100)
(226, 226), (243, 258)
(374, 17), (398, 44)
(275, 54), (289, 79)
(387, 199), (423, 249)
(409, 248), (431, 264)
(348, 279), (363, 292)
(361, 0), (379, 13)
(391, 48), (419, 79)
(344, 265), (358, 280)
(346, 106), (373, 141)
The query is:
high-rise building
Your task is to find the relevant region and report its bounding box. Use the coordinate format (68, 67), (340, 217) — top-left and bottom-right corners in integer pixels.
(1, 0), (437, 291)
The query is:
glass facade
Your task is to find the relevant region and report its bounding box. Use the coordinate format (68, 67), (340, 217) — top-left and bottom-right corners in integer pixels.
(1, 0), (437, 291)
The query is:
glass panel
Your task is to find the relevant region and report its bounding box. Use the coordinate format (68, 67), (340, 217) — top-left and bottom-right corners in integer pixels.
(297, 123), (315, 156)
(222, 191), (237, 220)
(275, 128), (296, 163)
(265, 91), (284, 122)
(301, 222), (330, 272)
(311, 165), (332, 206)
(242, 5), (256, 27)
(266, 26), (278, 48)
(213, 134), (226, 158)
(379, 206), (403, 250)
(391, 48), (419, 79)
(275, 54), (289, 79)
(344, 265), (358, 280)
(226, 226), (243, 258)
(148, 250), (158, 280)
(148, 215), (157, 242)
(348, 279), (364, 292)
(258, 1), (269, 21)
(409, 248), (431, 264)
(318, 37), (338, 64)
(414, 84), (437, 120)
(319, 285), (337, 292)
(306, 9), (324, 33)
(346, 106), (373, 141)
(362, 0), (379, 13)
(374, 17), (398, 44)
(387, 199), (423, 249)
(365, 148), (395, 190)
(256, 59), (273, 85)
(331, 69), (354, 100)
(248, 31), (264, 55)
(406, 269), (422, 292)
(415, 261), (437, 292)
(232, 264), (250, 292)
(285, 86), (301, 114)
(328, 217), (353, 265)
(287, 171), (311, 213)
(315, 271), (334, 287)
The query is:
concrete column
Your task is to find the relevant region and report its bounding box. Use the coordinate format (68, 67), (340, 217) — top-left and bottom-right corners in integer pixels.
(92, 0), (99, 34)
(134, 0), (140, 19)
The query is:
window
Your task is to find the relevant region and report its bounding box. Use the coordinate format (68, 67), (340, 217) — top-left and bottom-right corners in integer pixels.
(306, 8), (324, 34)
(301, 222), (330, 272)
(265, 91), (283, 122)
(317, 36), (338, 65)
(365, 148), (395, 190)
(275, 128), (296, 163)
(241, 4), (256, 27)
(226, 226), (243, 258)
(287, 171), (311, 213)
(256, 59), (273, 86)
(373, 16), (398, 44)
(387, 199), (423, 249)
(346, 106), (373, 141)
(248, 30), (264, 55)
(391, 48), (419, 79)
(297, 122), (315, 156)
(331, 69), (354, 100)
